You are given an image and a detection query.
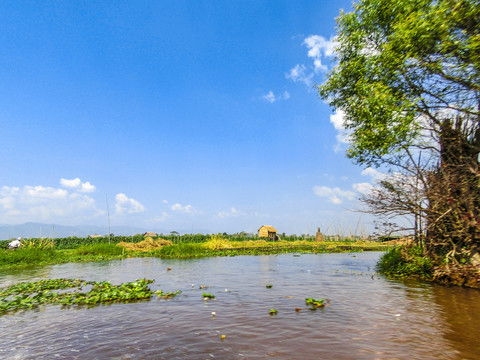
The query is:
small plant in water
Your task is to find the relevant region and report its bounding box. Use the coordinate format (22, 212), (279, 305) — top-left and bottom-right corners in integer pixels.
(269, 308), (278, 315)
(202, 293), (215, 299)
(305, 297), (326, 310)
(266, 284), (273, 289)
(155, 290), (182, 299)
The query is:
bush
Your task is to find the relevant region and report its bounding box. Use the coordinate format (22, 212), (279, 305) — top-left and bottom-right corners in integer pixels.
(376, 245), (433, 279)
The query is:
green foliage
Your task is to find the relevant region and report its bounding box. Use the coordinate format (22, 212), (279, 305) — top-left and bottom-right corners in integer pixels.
(318, 0), (480, 166)
(376, 245), (433, 279)
(202, 293), (215, 299)
(157, 243), (208, 258)
(74, 243), (125, 256)
(0, 278), (179, 313)
(305, 297), (326, 310)
(0, 248), (58, 267)
(0, 279), (84, 297)
(21, 238), (54, 250)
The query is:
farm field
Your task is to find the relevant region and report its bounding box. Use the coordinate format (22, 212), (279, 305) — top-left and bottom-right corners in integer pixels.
(0, 234), (391, 270)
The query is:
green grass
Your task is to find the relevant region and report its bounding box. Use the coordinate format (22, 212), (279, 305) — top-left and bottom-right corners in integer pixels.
(0, 248), (59, 268)
(74, 243), (125, 256)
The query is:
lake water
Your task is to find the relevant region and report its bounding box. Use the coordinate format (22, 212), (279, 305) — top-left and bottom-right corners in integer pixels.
(0, 252), (479, 359)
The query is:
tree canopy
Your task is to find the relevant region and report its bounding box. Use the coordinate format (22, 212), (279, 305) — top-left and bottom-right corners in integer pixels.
(319, 0), (480, 283)
(319, 0), (479, 166)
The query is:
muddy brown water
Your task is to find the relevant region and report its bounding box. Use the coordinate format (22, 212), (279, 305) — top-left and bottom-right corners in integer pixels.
(0, 252), (479, 359)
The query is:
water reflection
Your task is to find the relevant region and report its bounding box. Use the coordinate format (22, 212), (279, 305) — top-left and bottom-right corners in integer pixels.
(0, 252), (478, 359)
(432, 285), (480, 360)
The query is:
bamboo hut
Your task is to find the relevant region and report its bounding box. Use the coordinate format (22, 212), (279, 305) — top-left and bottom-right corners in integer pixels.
(258, 225), (279, 240)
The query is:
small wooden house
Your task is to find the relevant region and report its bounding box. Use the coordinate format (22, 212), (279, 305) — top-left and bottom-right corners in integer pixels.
(144, 232), (157, 237)
(258, 225), (278, 240)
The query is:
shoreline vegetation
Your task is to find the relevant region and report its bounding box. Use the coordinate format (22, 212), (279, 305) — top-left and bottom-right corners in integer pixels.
(0, 234), (389, 271)
(1, 234), (478, 289)
(376, 243), (480, 289)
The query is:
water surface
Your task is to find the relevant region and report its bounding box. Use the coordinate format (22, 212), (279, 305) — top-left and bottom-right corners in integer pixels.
(1, 252), (479, 359)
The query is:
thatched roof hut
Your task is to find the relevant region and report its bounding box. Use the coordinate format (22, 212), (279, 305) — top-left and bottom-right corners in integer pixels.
(144, 232), (157, 237)
(258, 225), (278, 240)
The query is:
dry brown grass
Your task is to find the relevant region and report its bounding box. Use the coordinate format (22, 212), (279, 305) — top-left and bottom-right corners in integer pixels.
(382, 237), (414, 246)
(117, 237), (172, 252)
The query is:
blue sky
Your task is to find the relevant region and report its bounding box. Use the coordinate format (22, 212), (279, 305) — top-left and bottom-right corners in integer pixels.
(0, 1), (383, 235)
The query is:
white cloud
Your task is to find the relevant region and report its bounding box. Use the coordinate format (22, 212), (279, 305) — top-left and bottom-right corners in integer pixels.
(351, 167), (388, 196)
(286, 64), (313, 87)
(330, 109), (345, 131)
(328, 109), (352, 153)
(171, 203), (194, 214)
(26, 186), (68, 200)
(303, 35), (335, 72)
(263, 91), (276, 103)
(115, 193), (145, 215)
(352, 182), (375, 195)
(60, 178), (96, 193)
(286, 34), (336, 89)
(0, 184), (103, 223)
(313, 185), (355, 204)
(80, 181), (95, 193)
(217, 207), (244, 219)
(262, 90), (291, 103)
(361, 167), (386, 182)
(60, 178), (81, 189)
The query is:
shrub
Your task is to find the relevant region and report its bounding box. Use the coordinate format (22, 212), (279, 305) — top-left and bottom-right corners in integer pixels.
(376, 245), (433, 279)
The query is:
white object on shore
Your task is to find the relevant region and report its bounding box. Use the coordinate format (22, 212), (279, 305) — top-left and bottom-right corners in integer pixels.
(8, 237), (22, 249)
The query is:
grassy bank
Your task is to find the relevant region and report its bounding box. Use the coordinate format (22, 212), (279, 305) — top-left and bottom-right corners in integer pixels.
(0, 236), (391, 270)
(376, 244), (480, 288)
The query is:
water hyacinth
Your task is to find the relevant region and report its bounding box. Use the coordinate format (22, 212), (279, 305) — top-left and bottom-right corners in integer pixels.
(0, 278), (179, 313)
(305, 297), (327, 310)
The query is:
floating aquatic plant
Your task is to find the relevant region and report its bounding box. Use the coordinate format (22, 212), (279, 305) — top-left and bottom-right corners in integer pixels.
(266, 284), (273, 289)
(202, 293), (215, 299)
(0, 278), (179, 313)
(269, 309), (278, 315)
(305, 297), (326, 310)
(155, 290), (182, 299)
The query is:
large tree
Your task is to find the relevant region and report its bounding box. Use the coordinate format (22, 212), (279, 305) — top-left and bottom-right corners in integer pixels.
(319, 0), (480, 274)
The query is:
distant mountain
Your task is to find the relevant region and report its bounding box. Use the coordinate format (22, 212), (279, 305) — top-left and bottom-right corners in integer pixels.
(0, 222), (152, 240)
